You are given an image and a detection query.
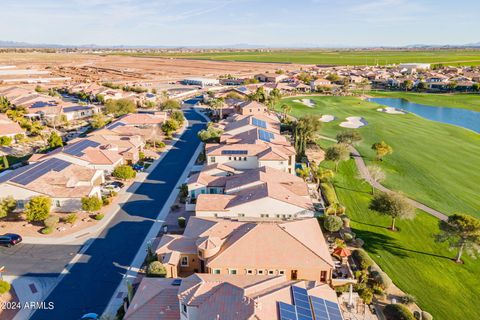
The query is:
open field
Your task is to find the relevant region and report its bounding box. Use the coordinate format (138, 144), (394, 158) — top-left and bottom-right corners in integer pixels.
(369, 91), (480, 112)
(0, 52), (297, 84)
(117, 50), (480, 66)
(319, 158), (480, 320)
(276, 96), (480, 217)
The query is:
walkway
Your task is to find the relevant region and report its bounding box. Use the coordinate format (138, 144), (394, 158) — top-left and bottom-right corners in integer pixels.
(319, 135), (449, 221)
(29, 107), (207, 320)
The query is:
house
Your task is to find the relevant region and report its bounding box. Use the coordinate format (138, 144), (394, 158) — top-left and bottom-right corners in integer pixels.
(191, 166), (315, 219)
(0, 157), (103, 212)
(254, 73), (288, 83)
(310, 78), (332, 90)
(234, 100), (268, 115)
(124, 275), (344, 320)
(0, 114), (24, 138)
(29, 138), (125, 173)
(155, 216), (334, 282)
(222, 113), (281, 136)
(205, 142), (295, 173)
(182, 78), (220, 87)
(399, 63), (431, 72)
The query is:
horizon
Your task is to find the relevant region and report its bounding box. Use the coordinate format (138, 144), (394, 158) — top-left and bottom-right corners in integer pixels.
(1, 0), (479, 47)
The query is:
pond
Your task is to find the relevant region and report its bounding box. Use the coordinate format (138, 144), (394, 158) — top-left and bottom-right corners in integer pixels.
(368, 97), (480, 133)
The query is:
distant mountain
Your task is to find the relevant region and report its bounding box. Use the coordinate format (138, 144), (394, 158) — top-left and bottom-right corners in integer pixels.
(1, 40), (480, 49)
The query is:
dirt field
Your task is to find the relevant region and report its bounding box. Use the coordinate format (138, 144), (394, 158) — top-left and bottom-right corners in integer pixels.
(0, 52), (304, 85)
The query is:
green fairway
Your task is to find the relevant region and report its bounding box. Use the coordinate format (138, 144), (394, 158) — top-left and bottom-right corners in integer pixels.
(116, 50), (480, 66)
(324, 159), (480, 320)
(369, 91), (480, 112)
(276, 96), (480, 217)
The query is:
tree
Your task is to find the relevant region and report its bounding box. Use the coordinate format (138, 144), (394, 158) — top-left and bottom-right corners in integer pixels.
(198, 125), (223, 142)
(268, 88), (282, 108)
(324, 215), (343, 232)
(0, 196), (16, 219)
(0, 136), (13, 146)
(314, 167), (334, 184)
(161, 99), (181, 111)
(472, 83), (480, 92)
(281, 104), (292, 120)
(292, 116), (321, 160)
(112, 165), (137, 180)
(0, 155), (9, 170)
(90, 113), (107, 129)
(25, 196), (52, 222)
(447, 81), (458, 92)
(295, 165), (311, 181)
(436, 213), (480, 263)
(336, 130), (362, 145)
(209, 98), (225, 119)
(47, 131), (63, 149)
(402, 80), (414, 92)
(0, 96), (11, 113)
(147, 261), (167, 277)
(248, 87), (267, 103)
(326, 73), (340, 83)
(417, 82), (428, 91)
(0, 280), (11, 294)
(325, 144), (350, 172)
(371, 141), (393, 161)
(105, 98), (136, 117)
(81, 196), (103, 213)
(384, 304), (416, 320)
(162, 119), (180, 138)
(170, 110), (185, 125)
(369, 192), (416, 231)
(367, 164), (386, 194)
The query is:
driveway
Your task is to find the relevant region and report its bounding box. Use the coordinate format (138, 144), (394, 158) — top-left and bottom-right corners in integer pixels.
(28, 107), (206, 319)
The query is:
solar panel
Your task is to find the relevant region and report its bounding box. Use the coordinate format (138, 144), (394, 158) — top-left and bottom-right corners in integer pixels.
(258, 129), (274, 142)
(106, 121), (125, 130)
(278, 302), (297, 320)
(221, 150), (248, 155)
(64, 139), (101, 157)
(292, 287), (313, 320)
(10, 158), (71, 186)
(252, 117), (267, 128)
(310, 296), (343, 320)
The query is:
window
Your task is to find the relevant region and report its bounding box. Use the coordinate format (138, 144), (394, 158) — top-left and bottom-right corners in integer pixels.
(268, 270), (275, 275)
(181, 256), (189, 267)
(212, 269), (221, 274)
(234, 157), (237, 161)
(246, 269), (254, 275)
(320, 271), (327, 282)
(260, 214), (269, 218)
(210, 157), (216, 163)
(182, 304), (187, 314)
(17, 200), (24, 209)
(238, 213), (245, 217)
(229, 156), (232, 160)
(243, 157), (247, 161)
(229, 269), (237, 275)
(55, 200), (61, 208)
(198, 251), (203, 258)
(257, 269), (264, 275)
(279, 270), (285, 275)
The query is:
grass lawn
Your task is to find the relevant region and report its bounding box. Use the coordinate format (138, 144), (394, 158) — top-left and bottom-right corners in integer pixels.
(369, 91), (480, 112)
(114, 49), (480, 66)
(324, 159), (480, 320)
(276, 96), (480, 217)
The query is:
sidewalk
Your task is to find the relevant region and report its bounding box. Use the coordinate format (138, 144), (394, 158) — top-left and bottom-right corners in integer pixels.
(20, 120), (189, 245)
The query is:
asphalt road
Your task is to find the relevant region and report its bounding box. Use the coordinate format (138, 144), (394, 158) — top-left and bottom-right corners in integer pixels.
(29, 107), (206, 319)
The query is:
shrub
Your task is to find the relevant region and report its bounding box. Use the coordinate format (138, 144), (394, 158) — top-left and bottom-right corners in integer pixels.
(94, 213), (105, 220)
(384, 304), (416, 320)
(320, 182), (338, 205)
(400, 294), (417, 305)
(323, 215), (343, 233)
(105, 98), (136, 117)
(112, 165), (137, 180)
(197, 126), (223, 142)
(64, 213), (77, 225)
(414, 311), (421, 320)
(343, 232), (354, 242)
(41, 227), (53, 234)
(162, 119), (180, 137)
(44, 215), (59, 229)
(373, 271), (393, 290)
(0, 136), (13, 146)
(341, 216), (350, 228)
(0, 280), (11, 294)
(0, 196), (17, 219)
(25, 196), (52, 222)
(178, 217), (186, 228)
(102, 196), (112, 206)
(147, 261), (167, 277)
(359, 288), (373, 304)
(171, 110), (185, 125)
(355, 238), (364, 248)
(421, 311), (433, 320)
(352, 249), (374, 270)
(82, 196), (103, 213)
(334, 285), (349, 293)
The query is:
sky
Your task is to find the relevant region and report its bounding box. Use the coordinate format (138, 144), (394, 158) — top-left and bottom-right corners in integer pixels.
(1, 0), (479, 47)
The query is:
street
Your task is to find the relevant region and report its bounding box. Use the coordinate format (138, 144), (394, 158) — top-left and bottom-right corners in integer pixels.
(19, 107), (206, 319)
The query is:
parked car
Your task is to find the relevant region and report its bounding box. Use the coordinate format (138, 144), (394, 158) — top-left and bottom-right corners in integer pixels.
(101, 181), (125, 194)
(0, 233), (22, 247)
(132, 163), (145, 172)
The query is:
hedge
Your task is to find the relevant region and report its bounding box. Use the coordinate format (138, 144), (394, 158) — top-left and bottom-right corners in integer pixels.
(352, 249), (374, 270)
(320, 182), (338, 206)
(384, 304), (416, 320)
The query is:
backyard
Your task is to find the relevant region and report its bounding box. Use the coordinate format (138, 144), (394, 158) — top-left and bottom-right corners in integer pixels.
(276, 96), (480, 217)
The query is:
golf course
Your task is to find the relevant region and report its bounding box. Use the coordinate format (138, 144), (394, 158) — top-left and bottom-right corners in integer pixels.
(276, 95), (480, 320)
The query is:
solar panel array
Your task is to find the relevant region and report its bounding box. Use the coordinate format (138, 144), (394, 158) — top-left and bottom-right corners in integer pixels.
(64, 140), (101, 157)
(221, 150), (248, 155)
(258, 129), (275, 142)
(278, 286), (343, 320)
(252, 117), (267, 128)
(292, 287), (314, 320)
(10, 158), (71, 186)
(106, 121), (126, 130)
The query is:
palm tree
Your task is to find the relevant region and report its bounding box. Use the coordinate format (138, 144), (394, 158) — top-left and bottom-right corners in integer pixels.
(281, 104), (291, 120)
(295, 165), (311, 182)
(313, 167), (335, 186)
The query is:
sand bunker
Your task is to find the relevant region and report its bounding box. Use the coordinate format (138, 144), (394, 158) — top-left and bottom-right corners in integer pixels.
(319, 114), (335, 122)
(293, 99), (315, 108)
(339, 116), (367, 129)
(376, 107), (406, 114)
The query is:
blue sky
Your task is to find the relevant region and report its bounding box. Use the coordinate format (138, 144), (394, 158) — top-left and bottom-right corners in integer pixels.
(1, 0), (479, 47)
